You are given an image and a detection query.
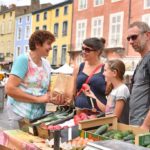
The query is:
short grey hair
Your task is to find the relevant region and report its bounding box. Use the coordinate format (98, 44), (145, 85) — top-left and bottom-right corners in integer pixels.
(129, 21), (150, 33)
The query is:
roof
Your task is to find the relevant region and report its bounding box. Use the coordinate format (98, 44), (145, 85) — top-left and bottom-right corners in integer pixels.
(32, 0), (73, 14)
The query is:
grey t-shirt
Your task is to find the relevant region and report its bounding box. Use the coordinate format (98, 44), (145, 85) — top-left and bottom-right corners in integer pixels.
(130, 52), (150, 126)
(106, 84), (130, 124)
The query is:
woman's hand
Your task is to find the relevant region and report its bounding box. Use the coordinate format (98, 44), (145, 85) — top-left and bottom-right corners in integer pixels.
(49, 92), (66, 105)
(37, 92), (51, 103)
(82, 84), (96, 99)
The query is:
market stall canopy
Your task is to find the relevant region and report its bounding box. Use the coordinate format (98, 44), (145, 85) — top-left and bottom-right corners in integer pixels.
(125, 71), (134, 76)
(51, 63), (73, 74)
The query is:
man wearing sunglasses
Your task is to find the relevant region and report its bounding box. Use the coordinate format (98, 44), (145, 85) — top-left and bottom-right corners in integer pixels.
(127, 21), (150, 130)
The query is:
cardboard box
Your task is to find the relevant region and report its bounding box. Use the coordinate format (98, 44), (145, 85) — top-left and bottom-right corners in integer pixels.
(79, 115), (149, 145)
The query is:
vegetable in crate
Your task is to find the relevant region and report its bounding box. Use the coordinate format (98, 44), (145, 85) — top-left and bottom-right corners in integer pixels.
(123, 134), (135, 141)
(94, 124), (109, 135)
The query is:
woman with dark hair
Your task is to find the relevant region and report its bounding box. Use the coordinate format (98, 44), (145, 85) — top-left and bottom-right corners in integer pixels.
(74, 37), (107, 113)
(5, 30), (63, 129)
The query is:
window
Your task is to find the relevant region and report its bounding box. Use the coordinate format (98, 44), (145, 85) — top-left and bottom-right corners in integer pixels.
(55, 9), (59, 17)
(78, 0), (87, 10)
(144, 0), (150, 9)
(52, 46), (57, 65)
(25, 26), (30, 39)
(43, 25), (47, 30)
(64, 6), (68, 15)
(76, 19), (87, 49)
(6, 52), (11, 57)
(1, 22), (5, 34)
(18, 17), (22, 24)
(36, 14), (40, 22)
(91, 16), (103, 38)
(35, 26), (39, 30)
(8, 20), (12, 33)
(17, 27), (22, 40)
(16, 46), (21, 57)
(44, 12), (47, 20)
(94, 0), (104, 6)
(24, 45), (29, 53)
(109, 12), (124, 47)
(26, 15), (30, 23)
(61, 45), (66, 65)
(111, 0), (121, 2)
(54, 23), (59, 37)
(142, 14), (150, 26)
(62, 21), (68, 36)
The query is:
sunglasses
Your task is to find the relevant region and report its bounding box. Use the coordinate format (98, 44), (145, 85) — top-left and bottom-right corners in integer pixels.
(82, 46), (95, 53)
(127, 34), (139, 41)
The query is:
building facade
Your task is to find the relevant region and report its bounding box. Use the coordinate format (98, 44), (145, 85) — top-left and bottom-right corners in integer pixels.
(14, 13), (32, 59)
(32, 0), (73, 68)
(71, 0), (150, 70)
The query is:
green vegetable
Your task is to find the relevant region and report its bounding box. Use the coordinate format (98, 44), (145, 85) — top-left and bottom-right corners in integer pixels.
(113, 132), (124, 140)
(102, 129), (116, 137)
(147, 144), (150, 148)
(122, 130), (133, 137)
(94, 124), (109, 135)
(123, 134), (135, 141)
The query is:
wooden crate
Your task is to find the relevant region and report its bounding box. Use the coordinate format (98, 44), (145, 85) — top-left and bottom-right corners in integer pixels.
(79, 115), (149, 145)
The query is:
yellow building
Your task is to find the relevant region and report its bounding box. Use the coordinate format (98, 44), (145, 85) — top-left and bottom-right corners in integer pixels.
(32, 0), (73, 67)
(0, 7), (15, 64)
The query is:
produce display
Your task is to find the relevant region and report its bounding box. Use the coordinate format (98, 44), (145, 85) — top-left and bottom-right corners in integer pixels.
(32, 106), (75, 127)
(60, 136), (94, 150)
(94, 124), (135, 144)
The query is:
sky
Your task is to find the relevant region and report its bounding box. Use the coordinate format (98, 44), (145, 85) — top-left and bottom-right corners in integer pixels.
(0, 0), (66, 6)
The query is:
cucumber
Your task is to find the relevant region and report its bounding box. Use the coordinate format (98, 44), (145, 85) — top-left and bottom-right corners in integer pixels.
(147, 144), (150, 148)
(113, 132), (124, 140)
(123, 134), (135, 141)
(122, 130), (133, 137)
(102, 129), (116, 137)
(94, 124), (109, 135)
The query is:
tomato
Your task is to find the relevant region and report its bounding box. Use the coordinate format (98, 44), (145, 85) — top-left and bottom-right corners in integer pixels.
(53, 125), (62, 130)
(79, 112), (88, 120)
(82, 84), (90, 91)
(48, 125), (54, 130)
(74, 115), (82, 125)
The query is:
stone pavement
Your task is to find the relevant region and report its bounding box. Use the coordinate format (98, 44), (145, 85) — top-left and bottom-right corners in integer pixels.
(0, 99), (10, 130)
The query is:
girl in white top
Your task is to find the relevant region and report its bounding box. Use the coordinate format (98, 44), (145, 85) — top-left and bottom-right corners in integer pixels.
(84, 59), (130, 124)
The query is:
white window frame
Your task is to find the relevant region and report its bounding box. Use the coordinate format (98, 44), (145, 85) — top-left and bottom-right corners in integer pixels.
(1, 22), (5, 34)
(16, 46), (21, 57)
(17, 27), (22, 40)
(76, 19), (87, 50)
(61, 45), (67, 65)
(91, 16), (104, 38)
(24, 45), (29, 53)
(8, 20), (12, 33)
(78, 0), (87, 11)
(111, 0), (121, 2)
(108, 12), (124, 47)
(144, 0), (150, 9)
(52, 46), (57, 65)
(24, 25), (30, 39)
(94, 0), (104, 7)
(142, 14), (150, 26)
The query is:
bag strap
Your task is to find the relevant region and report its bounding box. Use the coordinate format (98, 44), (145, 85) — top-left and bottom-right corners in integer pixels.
(76, 63), (104, 97)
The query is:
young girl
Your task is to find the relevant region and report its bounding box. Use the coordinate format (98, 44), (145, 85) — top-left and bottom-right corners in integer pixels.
(84, 59), (130, 124)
